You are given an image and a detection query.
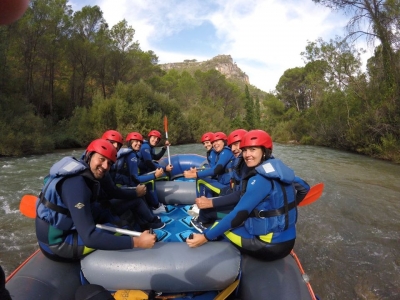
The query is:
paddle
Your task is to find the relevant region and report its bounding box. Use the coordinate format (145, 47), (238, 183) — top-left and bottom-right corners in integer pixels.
(19, 194), (37, 218)
(95, 224), (142, 237)
(298, 182), (324, 207)
(163, 115), (171, 165)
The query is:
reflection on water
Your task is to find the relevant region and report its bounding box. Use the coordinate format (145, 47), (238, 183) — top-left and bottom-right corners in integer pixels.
(1, 144), (400, 299)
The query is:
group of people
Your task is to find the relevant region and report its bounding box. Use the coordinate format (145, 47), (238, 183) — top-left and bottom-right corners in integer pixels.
(34, 127), (310, 264)
(35, 129), (173, 262)
(185, 129), (310, 261)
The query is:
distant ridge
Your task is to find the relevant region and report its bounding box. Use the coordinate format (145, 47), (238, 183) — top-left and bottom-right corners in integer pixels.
(159, 54), (250, 85)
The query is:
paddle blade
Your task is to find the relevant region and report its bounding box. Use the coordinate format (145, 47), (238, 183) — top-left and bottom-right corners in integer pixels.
(19, 194), (38, 218)
(298, 183), (324, 207)
(163, 115), (168, 133)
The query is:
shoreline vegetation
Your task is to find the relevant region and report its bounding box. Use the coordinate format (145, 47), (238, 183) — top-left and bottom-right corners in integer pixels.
(0, 0), (399, 163)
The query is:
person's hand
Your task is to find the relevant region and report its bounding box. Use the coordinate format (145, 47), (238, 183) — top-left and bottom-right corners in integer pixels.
(186, 233), (208, 248)
(196, 196), (213, 209)
(166, 164), (173, 172)
(183, 167), (197, 178)
(154, 167), (164, 178)
(133, 230), (156, 248)
(164, 140), (171, 147)
(135, 184), (146, 197)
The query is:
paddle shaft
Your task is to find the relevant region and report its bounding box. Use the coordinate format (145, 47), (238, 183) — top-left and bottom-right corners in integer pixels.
(96, 224), (142, 237)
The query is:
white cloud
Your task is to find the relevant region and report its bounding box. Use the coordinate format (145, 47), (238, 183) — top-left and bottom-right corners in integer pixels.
(71, 0), (367, 92)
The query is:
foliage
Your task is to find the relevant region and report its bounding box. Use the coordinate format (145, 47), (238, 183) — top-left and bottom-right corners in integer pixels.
(1, 0), (399, 164)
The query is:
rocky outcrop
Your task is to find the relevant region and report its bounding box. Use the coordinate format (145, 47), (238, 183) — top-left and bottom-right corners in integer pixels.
(159, 55), (249, 84)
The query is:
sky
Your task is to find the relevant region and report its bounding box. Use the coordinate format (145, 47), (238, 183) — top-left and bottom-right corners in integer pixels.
(70, 0), (372, 92)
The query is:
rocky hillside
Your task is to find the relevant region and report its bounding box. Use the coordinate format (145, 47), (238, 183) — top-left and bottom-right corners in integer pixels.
(159, 55), (250, 85)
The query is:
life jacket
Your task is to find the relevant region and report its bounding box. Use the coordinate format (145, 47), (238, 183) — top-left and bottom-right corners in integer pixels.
(111, 148), (133, 185)
(213, 146), (234, 185)
(207, 148), (217, 167)
(240, 158), (297, 241)
(36, 157), (99, 231)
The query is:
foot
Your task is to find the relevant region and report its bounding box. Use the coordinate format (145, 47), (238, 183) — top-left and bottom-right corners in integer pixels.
(152, 204), (166, 214)
(187, 204), (199, 217)
(190, 216), (207, 233)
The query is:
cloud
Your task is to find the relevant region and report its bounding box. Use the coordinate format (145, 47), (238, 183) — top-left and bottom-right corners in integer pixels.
(70, 0), (363, 92)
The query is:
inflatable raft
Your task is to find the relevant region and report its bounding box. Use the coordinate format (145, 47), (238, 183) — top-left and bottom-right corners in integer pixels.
(6, 154), (318, 300)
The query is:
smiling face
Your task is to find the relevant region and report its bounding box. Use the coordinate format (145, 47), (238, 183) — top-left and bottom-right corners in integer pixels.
(242, 146), (263, 168)
(89, 152), (113, 179)
(149, 135), (160, 146)
(212, 139), (225, 153)
(202, 140), (212, 151)
(230, 141), (242, 158)
(130, 139), (142, 151)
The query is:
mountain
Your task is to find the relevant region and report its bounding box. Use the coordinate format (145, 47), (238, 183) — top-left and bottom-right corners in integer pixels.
(159, 54), (250, 85)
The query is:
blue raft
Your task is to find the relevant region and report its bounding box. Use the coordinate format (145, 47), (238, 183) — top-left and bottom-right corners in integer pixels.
(6, 154), (317, 300)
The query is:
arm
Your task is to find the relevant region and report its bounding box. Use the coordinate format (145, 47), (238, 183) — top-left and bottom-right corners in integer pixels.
(293, 176), (310, 203)
(140, 144), (157, 171)
(196, 190), (241, 209)
(204, 175), (271, 241)
(152, 146), (167, 161)
(61, 176), (133, 250)
(193, 150), (234, 178)
(126, 153), (156, 184)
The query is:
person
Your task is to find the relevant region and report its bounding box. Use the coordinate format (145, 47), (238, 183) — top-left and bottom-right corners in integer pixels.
(184, 131), (235, 198)
(189, 129), (248, 231)
(186, 130), (310, 262)
(35, 139), (156, 262)
(200, 132), (216, 167)
(124, 132), (170, 214)
(98, 130), (165, 230)
(139, 129), (172, 176)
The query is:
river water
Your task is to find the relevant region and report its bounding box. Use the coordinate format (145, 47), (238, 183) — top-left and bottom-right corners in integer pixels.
(1, 143), (399, 299)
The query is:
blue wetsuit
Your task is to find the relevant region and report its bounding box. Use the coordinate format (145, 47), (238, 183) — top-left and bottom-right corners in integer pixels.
(125, 149), (162, 209)
(139, 141), (167, 173)
(196, 146), (234, 197)
(36, 157), (133, 261)
(203, 158), (310, 261)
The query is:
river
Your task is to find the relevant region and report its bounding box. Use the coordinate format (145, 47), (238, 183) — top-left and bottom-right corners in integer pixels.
(1, 143), (399, 299)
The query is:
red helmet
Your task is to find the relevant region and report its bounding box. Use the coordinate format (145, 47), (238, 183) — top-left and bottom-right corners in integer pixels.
(148, 130), (162, 139)
(210, 131), (227, 143)
(201, 132), (214, 143)
(86, 139), (117, 163)
(227, 129), (248, 146)
(125, 132), (143, 142)
(240, 130), (273, 150)
(101, 130), (123, 145)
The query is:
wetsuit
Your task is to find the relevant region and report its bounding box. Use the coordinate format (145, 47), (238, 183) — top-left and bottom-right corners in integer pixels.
(203, 158), (310, 261)
(36, 157), (133, 262)
(139, 141), (167, 173)
(125, 149), (162, 209)
(196, 146), (235, 197)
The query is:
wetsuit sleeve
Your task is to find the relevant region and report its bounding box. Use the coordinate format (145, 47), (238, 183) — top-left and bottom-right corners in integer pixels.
(61, 176), (133, 250)
(197, 150), (233, 178)
(126, 152), (156, 184)
(211, 190), (241, 208)
(204, 175), (271, 241)
(152, 147), (166, 161)
(293, 176), (310, 203)
(100, 172), (138, 199)
(140, 144), (157, 171)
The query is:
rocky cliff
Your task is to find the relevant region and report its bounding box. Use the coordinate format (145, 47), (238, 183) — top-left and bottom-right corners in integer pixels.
(159, 55), (250, 85)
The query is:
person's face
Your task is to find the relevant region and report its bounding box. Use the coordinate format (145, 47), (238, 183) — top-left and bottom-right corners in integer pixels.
(212, 139), (225, 153)
(242, 146), (263, 168)
(230, 141), (242, 158)
(131, 140), (142, 151)
(202, 140), (212, 151)
(90, 152), (113, 179)
(149, 136), (160, 146)
(109, 140), (122, 151)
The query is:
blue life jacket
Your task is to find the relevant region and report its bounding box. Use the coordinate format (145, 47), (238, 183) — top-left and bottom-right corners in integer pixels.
(215, 146), (235, 185)
(112, 148), (133, 185)
(36, 157), (99, 231)
(241, 158), (296, 242)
